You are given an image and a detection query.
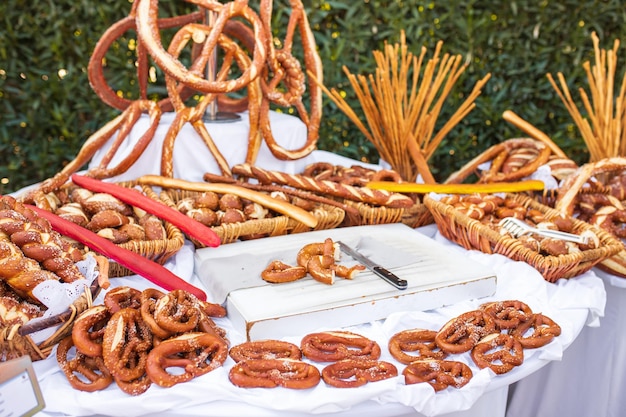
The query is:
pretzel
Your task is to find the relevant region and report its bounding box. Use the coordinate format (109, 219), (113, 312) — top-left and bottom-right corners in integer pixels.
(261, 260), (307, 283)
(146, 332), (228, 388)
(104, 286), (142, 314)
(71, 305), (111, 358)
(231, 163), (415, 208)
(321, 359), (398, 388)
(403, 359), (472, 391)
(300, 331), (381, 362)
(509, 313), (561, 349)
(470, 333), (524, 374)
(102, 307), (153, 383)
(228, 358), (321, 389)
(229, 340), (302, 362)
(56, 336), (114, 392)
(388, 329), (448, 364)
(152, 289), (202, 334)
(136, 0), (266, 95)
(256, 0), (323, 160)
(435, 310), (497, 354)
(480, 300), (534, 330)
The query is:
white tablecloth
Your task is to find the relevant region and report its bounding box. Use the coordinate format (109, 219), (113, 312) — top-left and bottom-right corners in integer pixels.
(31, 226), (603, 417)
(506, 268), (625, 417)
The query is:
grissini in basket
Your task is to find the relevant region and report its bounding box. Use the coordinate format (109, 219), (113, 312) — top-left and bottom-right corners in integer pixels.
(27, 204), (208, 301)
(133, 175), (319, 228)
(71, 174), (221, 248)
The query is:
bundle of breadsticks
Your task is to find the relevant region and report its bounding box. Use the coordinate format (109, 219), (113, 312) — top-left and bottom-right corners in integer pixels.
(547, 31), (626, 162)
(310, 31), (491, 183)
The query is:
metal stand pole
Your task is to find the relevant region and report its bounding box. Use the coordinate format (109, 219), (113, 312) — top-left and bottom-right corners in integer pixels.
(202, 9), (240, 123)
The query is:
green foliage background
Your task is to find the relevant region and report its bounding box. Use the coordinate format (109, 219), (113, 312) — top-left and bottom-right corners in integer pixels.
(1, 0), (625, 194)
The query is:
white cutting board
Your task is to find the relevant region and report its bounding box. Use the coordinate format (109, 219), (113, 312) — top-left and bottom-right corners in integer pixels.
(194, 223), (497, 340)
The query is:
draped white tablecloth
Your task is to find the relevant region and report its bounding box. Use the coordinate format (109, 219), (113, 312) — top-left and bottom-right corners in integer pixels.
(23, 112), (607, 416)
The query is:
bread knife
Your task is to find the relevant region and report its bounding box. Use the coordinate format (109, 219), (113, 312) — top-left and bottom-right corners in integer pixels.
(337, 241), (408, 290)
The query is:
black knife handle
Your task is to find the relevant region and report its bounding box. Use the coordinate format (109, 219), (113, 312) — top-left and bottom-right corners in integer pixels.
(373, 266), (408, 290)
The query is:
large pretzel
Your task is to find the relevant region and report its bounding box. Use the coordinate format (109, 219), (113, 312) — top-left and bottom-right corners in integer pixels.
(135, 0), (266, 94)
(160, 22), (262, 177)
(257, 0), (323, 160)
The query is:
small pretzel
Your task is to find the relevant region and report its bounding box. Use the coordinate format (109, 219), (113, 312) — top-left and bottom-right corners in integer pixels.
(261, 260), (307, 283)
(229, 358), (321, 389)
(56, 336), (114, 393)
(146, 332), (228, 388)
(229, 340), (302, 362)
(388, 329), (448, 364)
(72, 305), (110, 358)
(435, 310), (497, 354)
(509, 313), (561, 349)
(300, 330), (381, 362)
(403, 359), (473, 391)
(470, 333), (524, 374)
(321, 359), (398, 388)
(480, 300), (534, 330)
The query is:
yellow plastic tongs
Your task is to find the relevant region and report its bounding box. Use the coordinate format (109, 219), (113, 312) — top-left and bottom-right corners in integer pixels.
(366, 180), (545, 194)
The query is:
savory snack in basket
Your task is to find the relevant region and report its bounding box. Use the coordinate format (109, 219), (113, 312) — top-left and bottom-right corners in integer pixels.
(301, 330), (381, 362)
(403, 359), (473, 391)
(321, 359), (398, 388)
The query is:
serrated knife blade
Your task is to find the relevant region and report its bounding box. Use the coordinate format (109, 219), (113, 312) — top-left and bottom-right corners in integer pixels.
(337, 241), (408, 290)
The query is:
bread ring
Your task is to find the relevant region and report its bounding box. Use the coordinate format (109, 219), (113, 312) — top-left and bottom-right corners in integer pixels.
(229, 340), (302, 362)
(403, 359), (473, 391)
(371, 169), (402, 183)
(228, 358), (321, 389)
(321, 359), (398, 388)
(72, 305), (110, 358)
(470, 333), (524, 374)
(261, 260), (307, 283)
(509, 313), (561, 349)
(480, 300), (534, 330)
(146, 332), (228, 388)
(388, 329), (448, 364)
(56, 336), (113, 393)
(300, 330), (381, 362)
(435, 310), (497, 354)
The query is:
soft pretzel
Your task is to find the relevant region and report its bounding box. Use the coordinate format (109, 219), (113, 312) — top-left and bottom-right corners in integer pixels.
(403, 359), (472, 391)
(228, 358), (321, 389)
(301, 330), (381, 362)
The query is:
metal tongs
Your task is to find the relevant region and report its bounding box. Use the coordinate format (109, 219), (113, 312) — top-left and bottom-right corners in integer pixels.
(498, 217), (589, 245)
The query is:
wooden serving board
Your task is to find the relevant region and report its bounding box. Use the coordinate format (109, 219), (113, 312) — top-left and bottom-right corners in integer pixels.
(194, 223), (497, 340)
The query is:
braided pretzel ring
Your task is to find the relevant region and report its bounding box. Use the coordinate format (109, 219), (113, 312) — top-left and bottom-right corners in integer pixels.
(321, 359), (398, 388)
(146, 332), (228, 387)
(300, 330), (381, 362)
(470, 333), (524, 374)
(388, 329), (448, 364)
(229, 340), (302, 362)
(71, 305), (110, 358)
(102, 307), (153, 382)
(136, 0), (266, 94)
(435, 310), (497, 354)
(56, 336), (113, 392)
(509, 313), (561, 349)
(228, 358), (321, 389)
(403, 359), (473, 391)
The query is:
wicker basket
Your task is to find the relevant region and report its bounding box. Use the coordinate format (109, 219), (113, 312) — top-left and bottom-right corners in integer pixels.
(425, 193), (624, 282)
(1, 282), (98, 362)
(160, 188), (346, 246)
(341, 199), (432, 228)
(554, 157), (626, 278)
